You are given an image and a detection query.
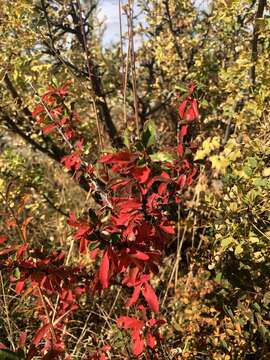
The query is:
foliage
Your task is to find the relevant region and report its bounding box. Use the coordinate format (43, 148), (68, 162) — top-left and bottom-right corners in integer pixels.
(0, 0), (270, 359)
(0, 82), (198, 358)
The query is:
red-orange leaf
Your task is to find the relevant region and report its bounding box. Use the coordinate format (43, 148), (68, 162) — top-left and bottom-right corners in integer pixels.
(178, 99), (188, 119)
(147, 332), (156, 348)
(99, 250), (109, 289)
(131, 166), (151, 184)
(141, 282), (159, 313)
(127, 284), (141, 307)
(132, 336), (145, 356)
(16, 243), (29, 258)
(0, 235), (8, 244)
(32, 324), (51, 346)
(42, 123), (56, 135)
(16, 280), (25, 294)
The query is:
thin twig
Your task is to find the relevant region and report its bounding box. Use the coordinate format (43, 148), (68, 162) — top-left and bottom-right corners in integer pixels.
(127, 0), (140, 136)
(250, 0), (267, 87)
(37, 285), (57, 343)
(75, 0), (103, 153)
(0, 271), (15, 351)
(72, 310), (92, 356)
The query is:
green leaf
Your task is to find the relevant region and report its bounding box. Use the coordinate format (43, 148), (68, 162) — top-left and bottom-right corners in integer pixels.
(142, 120), (156, 148)
(253, 178), (270, 188)
(252, 302), (261, 312)
(223, 304), (234, 320)
(175, 84), (187, 93)
(247, 157), (258, 169)
(246, 189), (258, 203)
(14, 267), (20, 279)
(200, 99), (209, 108)
(243, 165), (252, 177)
(150, 151), (175, 163)
(258, 325), (268, 339)
(221, 236), (234, 248)
(235, 244), (243, 255)
(111, 233), (121, 242)
(0, 349), (24, 360)
(220, 340), (229, 351)
(262, 292), (270, 306)
(123, 128), (130, 148)
(215, 272), (222, 283)
(89, 242), (100, 251)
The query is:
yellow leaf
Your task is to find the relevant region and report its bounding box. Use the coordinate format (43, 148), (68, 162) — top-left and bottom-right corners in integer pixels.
(262, 167), (270, 177)
(209, 155), (229, 173)
(194, 149), (207, 160)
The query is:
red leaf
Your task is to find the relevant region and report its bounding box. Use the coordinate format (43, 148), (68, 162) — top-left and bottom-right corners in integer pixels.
(50, 106), (62, 117)
(115, 198), (142, 212)
(16, 280), (25, 294)
(160, 171), (170, 179)
(35, 114), (45, 124)
(0, 235), (8, 244)
(74, 224), (91, 240)
(42, 92), (56, 105)
(100, 151), (134, 164)
(16, 243), (29, 258)
(132, 336), (145, 356)
(32, 324), (51, 346)
(57, 82), (71, 98)
(19, 332), (27, 347)
(101, 345), (111, 352)
(64, 129), (75, 140)
(59, 117), (67, 126)
(178, 99), (188, 119)
(42, 123), (56, 135)
(61, 153), (81, 171)
(159, 224), (175, 234)
(191, 99), (199, 118)
(177, 174), (186, 188)
(178, 98), (199, 121)
(131, 166), (151, 184)
(180, 125), (188, 137)
(0, 245), (19, 256)
(79, 238), (89, 253)
(123, 267), (139, 286)
(130, 251), (150, 261)
(187, 167), (197, 185)
(111, 179), (131, 191)
(21, 217), (32, 242)
(116, 316), (143, 331)
(147, 332), (156, 348)
(67, 212), (80, 227)
(141, 282), (159, 313)
(127, 284), (141, 307)
(158, 183), (167, 195)
(185, 99), (199, 121)
(32, 104), (44, 117)
(177, 144), (184, 158)
(99, 250), (109, 288)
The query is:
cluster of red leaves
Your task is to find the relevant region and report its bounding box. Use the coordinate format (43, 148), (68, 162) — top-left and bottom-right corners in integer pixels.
(1, 82), (199, 358)
(1, 249), (87, 357)
(0, 196), (90, 359)
(65, 85), (199, 356)
(32, 80), (79, 140)
(117, 305), (164, 357)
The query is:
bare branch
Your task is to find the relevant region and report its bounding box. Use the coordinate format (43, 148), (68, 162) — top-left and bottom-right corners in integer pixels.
(250, 0), (267, 87)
